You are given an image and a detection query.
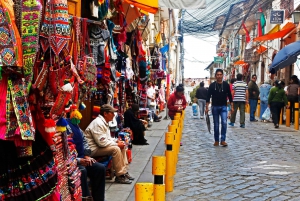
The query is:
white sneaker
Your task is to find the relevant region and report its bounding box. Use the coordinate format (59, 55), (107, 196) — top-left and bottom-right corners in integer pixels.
(200, 116), (204, 119)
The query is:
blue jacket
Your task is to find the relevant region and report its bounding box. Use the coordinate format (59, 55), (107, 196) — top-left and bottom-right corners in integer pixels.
(259, 84), (271, 103)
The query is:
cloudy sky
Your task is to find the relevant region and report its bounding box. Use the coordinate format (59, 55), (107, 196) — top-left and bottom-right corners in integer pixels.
(183, 35), (219, 78)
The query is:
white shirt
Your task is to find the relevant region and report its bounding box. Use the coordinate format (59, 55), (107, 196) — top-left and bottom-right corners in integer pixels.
(147, 87), (155, 99)
(84, 115), (117, 151)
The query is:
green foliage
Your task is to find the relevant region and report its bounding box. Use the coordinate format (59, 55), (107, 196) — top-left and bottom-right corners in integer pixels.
(190, 86), (200, 102)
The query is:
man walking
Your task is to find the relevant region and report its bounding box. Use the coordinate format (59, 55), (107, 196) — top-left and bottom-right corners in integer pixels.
(228, 73), (248, 128)
(248, 74), (260, 122)
(196, 81), (207, 119)
(205, 69), (233, 147)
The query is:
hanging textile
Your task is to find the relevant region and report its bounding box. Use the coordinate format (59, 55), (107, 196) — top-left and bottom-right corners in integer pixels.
(40, 0), (71, 55)
(21, 0), (42, 89)
(0, 0), (23, 69)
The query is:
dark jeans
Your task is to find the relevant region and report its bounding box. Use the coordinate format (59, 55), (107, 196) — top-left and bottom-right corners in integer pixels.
(249, 99), (258, 121)
(212, 106), (227, 142)
(230, 101), (246, 124)
(289, 99), (297, 123)
(79, 162), (106, 201)
(270, 102), (284, 126)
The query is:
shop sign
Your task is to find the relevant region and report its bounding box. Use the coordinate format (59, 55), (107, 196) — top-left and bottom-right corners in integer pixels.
(214, 57), (224, 64)
(270, 10), (285, 24)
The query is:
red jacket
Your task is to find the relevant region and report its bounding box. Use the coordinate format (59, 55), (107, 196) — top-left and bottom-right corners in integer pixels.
(167, 92), (187, 117)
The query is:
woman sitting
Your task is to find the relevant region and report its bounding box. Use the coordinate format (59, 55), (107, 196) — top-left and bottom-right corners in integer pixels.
(124, 104), (149, 145)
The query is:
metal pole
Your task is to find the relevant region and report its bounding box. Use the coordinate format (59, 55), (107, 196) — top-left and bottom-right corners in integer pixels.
(164, 8), (172, 120)
(176, 38), (180, 86)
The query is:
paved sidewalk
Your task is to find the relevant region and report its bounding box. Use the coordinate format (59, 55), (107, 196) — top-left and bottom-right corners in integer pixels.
(105, 113), (170, 201)
(166, 106), (300, 201)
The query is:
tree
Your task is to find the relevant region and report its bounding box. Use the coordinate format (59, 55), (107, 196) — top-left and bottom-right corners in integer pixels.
(190, 86), (200, 102)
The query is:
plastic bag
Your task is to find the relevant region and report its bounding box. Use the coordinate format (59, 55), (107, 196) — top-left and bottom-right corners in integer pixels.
(262, 107), (271, 120)
(192, 103), (200, 119)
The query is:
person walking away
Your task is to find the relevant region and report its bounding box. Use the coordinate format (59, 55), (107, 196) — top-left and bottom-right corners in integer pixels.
(248, 74), (260, 122)
(228, 73), (248, 128)
(205, 69), (233, 147)
(196, 81), (207, 119)
(228, 78), (236, 119)
(167, 84), (187, 120)
(287, 75), (299, 124)
(259, 80), (272, 121)
(268, 80), (289, 128)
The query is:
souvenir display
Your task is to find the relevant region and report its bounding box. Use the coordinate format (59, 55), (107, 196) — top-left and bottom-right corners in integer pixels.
(0, 0), (167, 199)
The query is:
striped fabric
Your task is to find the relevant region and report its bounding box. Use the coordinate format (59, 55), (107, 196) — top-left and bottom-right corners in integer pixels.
(233, 81), (248, 102)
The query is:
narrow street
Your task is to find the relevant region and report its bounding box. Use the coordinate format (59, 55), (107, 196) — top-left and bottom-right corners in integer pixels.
(166, 106), (300, 201)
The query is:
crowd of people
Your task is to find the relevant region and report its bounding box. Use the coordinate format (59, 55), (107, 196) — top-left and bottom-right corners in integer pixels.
(193, 69), (299, 147)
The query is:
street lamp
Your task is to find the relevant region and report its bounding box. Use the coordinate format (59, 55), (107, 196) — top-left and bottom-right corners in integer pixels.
(292, 11), (300, 24)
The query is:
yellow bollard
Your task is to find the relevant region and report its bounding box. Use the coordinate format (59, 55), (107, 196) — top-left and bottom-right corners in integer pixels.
(168, 125), (177, 172)
(279, 108), (283, 125)
(135, 183), (154, 201)
(174, 116), (181, 141)
(256, 100), (261, 117)
(171, 120), (180, 157)
(295, 102), (299, 130)
(286, 102), (291, 127)
(165, 132), (174, 192)
(152, 156), (166, 201)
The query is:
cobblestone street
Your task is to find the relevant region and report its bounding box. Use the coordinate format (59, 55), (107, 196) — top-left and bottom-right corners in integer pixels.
(166, 106), (300, 201)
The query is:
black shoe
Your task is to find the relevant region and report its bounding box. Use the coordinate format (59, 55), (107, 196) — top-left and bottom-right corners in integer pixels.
(124, 172), (135, 180)
(275, 124), (279, 128)
(154, 119), (161, 122)
(158, 116), (162, 119)
(115, 175), (132, 184)
(250, 119), (258, 122)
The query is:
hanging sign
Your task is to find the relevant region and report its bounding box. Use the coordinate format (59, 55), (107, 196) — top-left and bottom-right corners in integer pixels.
(270, 10), (285, 24)
(214, 57), (224, 64)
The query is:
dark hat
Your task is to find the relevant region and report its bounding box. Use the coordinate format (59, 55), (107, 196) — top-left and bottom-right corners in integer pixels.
(100, 104), (118, 113)
(291, 75), (298, 79)
(131, 104), (139, 112)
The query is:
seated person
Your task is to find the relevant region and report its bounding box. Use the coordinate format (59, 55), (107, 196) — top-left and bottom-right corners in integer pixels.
(84, 104), (134, 184)
(124, 104), (149, 145)
(66, 111), (106, 201)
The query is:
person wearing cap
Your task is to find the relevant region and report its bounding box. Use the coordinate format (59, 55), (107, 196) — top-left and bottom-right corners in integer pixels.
(124, 104), (149, 145)
(84, 104), (134, 184)
(268, 80), (289, 128)
(259, 79), (272, 121)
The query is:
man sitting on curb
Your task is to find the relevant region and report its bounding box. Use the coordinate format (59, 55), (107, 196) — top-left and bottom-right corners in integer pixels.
(84, 104), (134, 184)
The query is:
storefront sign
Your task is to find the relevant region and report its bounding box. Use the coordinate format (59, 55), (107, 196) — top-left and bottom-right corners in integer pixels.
(214, 57), (224, 64)
(270, 10), (285, 24)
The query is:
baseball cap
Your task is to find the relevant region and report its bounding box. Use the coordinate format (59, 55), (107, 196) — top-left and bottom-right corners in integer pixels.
(100, 104), (118, 113)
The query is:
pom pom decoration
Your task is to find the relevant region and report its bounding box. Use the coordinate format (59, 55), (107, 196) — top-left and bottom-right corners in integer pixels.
(79, 102), (86, 110)
(43, 119), (56, 151)
(56, 117), (69, 127)
(70, 110), (82, 120)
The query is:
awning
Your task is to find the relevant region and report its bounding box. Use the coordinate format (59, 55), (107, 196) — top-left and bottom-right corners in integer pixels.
(255, 45), (267, 54)
(234, 60), (247, 65)
(124, 0), (158, 14)
(254, 22), (295, 42)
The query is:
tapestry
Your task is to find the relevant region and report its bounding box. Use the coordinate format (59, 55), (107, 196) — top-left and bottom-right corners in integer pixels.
(0, 0), (23, 68)
(21, 0), (42, 89)
(40, 0), (71, 55)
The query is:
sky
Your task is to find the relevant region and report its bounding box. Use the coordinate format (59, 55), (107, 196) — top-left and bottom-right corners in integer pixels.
(183, 35), (219, 78)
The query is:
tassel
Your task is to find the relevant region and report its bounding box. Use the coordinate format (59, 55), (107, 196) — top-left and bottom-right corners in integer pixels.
(70, 110), (82, 120)
(71, 118), (80, 125)
(56, 126), (66, 132)
(79, 102), (86, 110)
(56, 117), (68, 127)
(0, 66), (2, 80)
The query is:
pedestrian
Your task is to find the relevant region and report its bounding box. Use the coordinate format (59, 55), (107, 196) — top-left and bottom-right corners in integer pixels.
(146, 81), (162, 122)
(248, 74), (260, 122)
(287, 75), (299, 124)
(259, 80), (272, 121)
(227, 78), (236, 119)
(228, 73), (248, 128)
(205, 69), (233, 147)
(167, 84), (187, 120)
(195, 81), (207, 119)
(268, 80), (289, 129)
